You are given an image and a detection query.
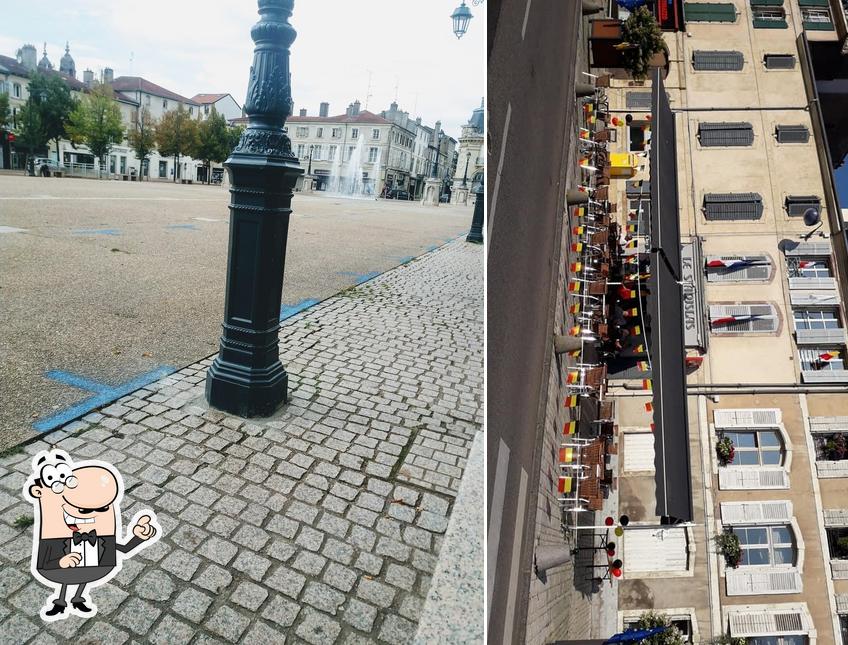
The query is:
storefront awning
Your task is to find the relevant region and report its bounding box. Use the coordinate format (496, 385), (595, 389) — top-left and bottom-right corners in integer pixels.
(648, 70), (693, 524)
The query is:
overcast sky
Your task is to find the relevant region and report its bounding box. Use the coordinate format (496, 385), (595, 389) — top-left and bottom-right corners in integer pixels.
(2, 0), (485, 139)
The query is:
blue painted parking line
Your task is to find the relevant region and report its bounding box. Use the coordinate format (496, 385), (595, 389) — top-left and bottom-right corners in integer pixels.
(166, 224), (199, 230)
(280, 298), (320, 321)
(397, 256), (415, 264)
(34, 365), (176, 433)
(72, 229), (121, 236)
(354, 271), (380, 284)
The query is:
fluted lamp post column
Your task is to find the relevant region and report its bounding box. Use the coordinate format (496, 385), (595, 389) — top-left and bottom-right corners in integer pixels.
(466, 175), (484, 244)
(206, 0), (303, 417)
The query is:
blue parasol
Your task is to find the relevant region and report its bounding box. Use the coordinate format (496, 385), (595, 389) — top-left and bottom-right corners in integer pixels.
(603, 626), (668, 643)
(617, 0), (649, 10)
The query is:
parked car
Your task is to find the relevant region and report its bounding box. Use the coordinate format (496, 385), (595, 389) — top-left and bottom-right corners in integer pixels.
(30, 157), (63, 177)
(386, 189), (411, 200)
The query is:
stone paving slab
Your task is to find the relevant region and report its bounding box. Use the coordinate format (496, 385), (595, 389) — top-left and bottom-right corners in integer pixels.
(0, 239), (483, 644)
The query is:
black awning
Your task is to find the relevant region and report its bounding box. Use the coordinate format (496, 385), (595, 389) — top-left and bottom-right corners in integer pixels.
(648, 69), (693, 524)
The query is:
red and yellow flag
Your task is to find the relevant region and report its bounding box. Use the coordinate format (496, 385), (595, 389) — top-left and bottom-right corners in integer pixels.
(568, 283), (581, 293)
(819, 351), (841, 362)
(634, 344), (645, 353)
(638, 360), (650, 372)
(568, 325), (581, 336)
(568, 303), (581, 314)
(566, 371), (580, 384)
(570, 262), (582, 273)
(558, 476), (573, 494)
(626, 223), (638, 233)
(642, 378), (653, 390)
(619, 287), (637, 299)
(564, 395), (579, 408)
(572, 242), (583, 253)
(645, 401), (653, 413)
(572, 226), (585, 236)
(563, 420), (578, 435)
(624, 307), (639, 317)
(632, 325), (642, 336)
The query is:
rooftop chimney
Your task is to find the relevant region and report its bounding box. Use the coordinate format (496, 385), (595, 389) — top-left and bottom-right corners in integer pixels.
(83, 69), (94, 87)
(299, 108), (307, 117)
(319, 102), (329, 117)
(17, 44), (37, 71)
(103, 67), (114, 84)
(352, 100), (361, 116)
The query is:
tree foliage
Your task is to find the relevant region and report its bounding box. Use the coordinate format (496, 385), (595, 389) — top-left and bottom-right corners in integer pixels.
(16, 100), (48, 159)
(195, 108), (230, 183)
(620, 7), (668, 80)
(227, 124), (245, 151)
(27, 71), (77, 162)
(67, 84), (125, 173)
(127, 107), (157, 180)
(632, 611), (686, 645)
(156, 105), (199, 180)
(0, 93), (10, 130)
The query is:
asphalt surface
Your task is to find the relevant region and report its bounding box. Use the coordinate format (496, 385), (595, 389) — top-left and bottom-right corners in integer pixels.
(0, 175), (472, 449)
(486, 1), (582, 643)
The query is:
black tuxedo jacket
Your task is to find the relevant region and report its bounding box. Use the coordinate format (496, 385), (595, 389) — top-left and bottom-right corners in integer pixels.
(36, 534), (144, 570)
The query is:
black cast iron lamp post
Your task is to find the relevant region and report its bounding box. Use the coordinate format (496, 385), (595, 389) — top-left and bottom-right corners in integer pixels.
(452, 1), (473, 39)
(205, 0), (303, 417)
(467, 174), (484, 244)
(462, 151), (470, 188)
(307, 144), (314, 175)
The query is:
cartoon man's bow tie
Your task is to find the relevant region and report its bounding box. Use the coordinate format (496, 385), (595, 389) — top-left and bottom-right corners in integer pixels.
(72, 530), (97, 546)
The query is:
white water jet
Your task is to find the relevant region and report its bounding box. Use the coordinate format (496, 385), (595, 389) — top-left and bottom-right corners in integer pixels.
(324, 135), (375, 200)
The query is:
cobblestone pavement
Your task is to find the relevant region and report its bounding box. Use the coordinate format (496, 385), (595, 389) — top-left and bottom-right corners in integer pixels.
(0, 239), (483, 644)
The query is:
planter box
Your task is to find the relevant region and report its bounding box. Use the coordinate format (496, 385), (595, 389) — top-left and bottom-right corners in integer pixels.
(589, 19), (669, 78)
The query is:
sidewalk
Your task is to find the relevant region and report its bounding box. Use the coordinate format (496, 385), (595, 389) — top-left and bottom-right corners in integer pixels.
(0, 238), (483, 644)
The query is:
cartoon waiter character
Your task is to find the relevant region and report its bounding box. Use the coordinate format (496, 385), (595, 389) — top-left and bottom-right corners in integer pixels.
(23, 450), (160, 621)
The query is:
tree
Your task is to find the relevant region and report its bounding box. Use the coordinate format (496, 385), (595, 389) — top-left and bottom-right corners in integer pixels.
(195, 108), (230, 184)
(127, 107), (157, 181)
(619, 6), (668, 80)
(155, 105), (199, 182)
(0, 93), (10, 130)
(631, 611), (686, 645)
(227, 123), (245, 151)
(16, 100), (48, 170)
(27, 71), (77, 164)
(66, 84), (125, 178)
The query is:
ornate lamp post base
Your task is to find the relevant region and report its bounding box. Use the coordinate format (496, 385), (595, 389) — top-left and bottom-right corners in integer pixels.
(205, 0), (302, 418)
(466, 183), (484, 244)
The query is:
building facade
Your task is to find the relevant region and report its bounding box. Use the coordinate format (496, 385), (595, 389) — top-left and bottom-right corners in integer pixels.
(451, 102), (484, 205)
(191, 93), (243, 121)
(599, 2), (848, 643)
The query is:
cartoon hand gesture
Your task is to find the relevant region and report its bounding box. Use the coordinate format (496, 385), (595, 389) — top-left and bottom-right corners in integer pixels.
(132, 515), (156, 541)
(59, 553), (82, 568)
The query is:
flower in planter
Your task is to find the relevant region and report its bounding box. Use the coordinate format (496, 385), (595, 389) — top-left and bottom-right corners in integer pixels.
(716, 436), (735, 466)
(715, 530), (742, 568)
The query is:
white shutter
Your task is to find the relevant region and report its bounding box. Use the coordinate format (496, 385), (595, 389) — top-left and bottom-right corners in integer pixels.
(809, 416), (848, 433)
(823, 509), (848, 527)
(832, 560), (848, 579)
(802, 369), (848, 383)
(623, 433), (655, 473)
(795, 328), (846, 345)
(816, 460), (848, 478)
(790, 290), (839, 306)
(714, 408), (782, 427)
(623, 528), (689, 573)
(784, 241), (831, 256)
(718, 468), (789, 489)
(726, 569), (803, 595)
(789, 276), (836, 290)
(728, 609), (806, 636)
(836, 594), (848, 614)
(720, 500), (793, 524)
(709, 304), (778, 333)
(706, 255), (771, 282)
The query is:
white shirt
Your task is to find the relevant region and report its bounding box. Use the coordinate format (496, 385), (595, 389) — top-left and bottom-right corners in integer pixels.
(69, 535), (100, 567)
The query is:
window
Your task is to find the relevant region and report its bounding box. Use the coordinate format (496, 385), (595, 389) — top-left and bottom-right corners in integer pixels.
(703, 193), (764, 220)
(296, 127), (309, 137)
(705, 255), (772, 282)
(313, 145), (322, 160)
(736, 525), (795, 566)
(684, 2), (737, 22)
(296, 144), (305, 158)
(346, 145), (354, 161)
(828, 527), (848, 559)
(628, 122), (651, 151)
(723, 430), (784, 466)
(623, 616), (693, 643)
(328, 145), (336, 161)
(698, 122), (754, 147)
(351, 128), (359, 139)
(841, 616), (848, 644)
(794, 308), (840, 330)
(163, 99), (168, 109)
(788, 257), (832, 279)
(813, 432), (848, 461)
(145, 95), (151, 105)
(158, 160), (167, 178)
(692, 50), (744, 71)
(368, 147), (378, 163)
(13, 82), (21, 98)
(204, 105), (209, 115)
(775, 124), (809, 143)
(709, 303), (778, 333)
(748, 637), (807, 645)
(727, 606), (812, 641)
(109, 155), (116, 174)
(189, 107), (194, 116)
(800, 347), (846, 371)
(784, 195), (820, 217)
(316, 127), (323, 138)
(801, 3), (833, 30)
(119, 156), (126, 174)
(332, 127), (341, 138)
(751, 4), (788, 29)
(372, 128), (380, 139)
(764, 54), (796, 69)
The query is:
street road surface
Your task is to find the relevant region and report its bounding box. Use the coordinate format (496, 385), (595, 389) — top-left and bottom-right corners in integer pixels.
(0, 175), (472, 449)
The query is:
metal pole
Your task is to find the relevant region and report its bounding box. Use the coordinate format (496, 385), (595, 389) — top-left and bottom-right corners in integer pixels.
(466, 175), (484, 244)
(205, 0), (303, 417)
(307, 144), (313, 175)
(462, 151), (470, 187)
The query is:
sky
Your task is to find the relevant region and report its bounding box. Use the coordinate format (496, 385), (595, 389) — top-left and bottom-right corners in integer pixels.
(2, 0), (485, 140)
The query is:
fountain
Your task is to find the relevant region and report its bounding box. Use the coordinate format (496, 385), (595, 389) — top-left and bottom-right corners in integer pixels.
(324, 135), (380, 200)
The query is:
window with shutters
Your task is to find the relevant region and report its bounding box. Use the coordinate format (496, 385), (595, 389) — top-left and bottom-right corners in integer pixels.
(628, 122), (650, 152)
(625, 91), (652, 110)
(684, 2), (737, 21)
(775, 124), (809, 143)
(692, 50), (744, 70)
(709, 303), (779, 333)
(799, 346), (846, 370)
(784, 195), (820, 217)
(764, 54), (796, 69)
(801, 5), (834, 30)
(813, 432), (848, 462)
(624, 616), (694, 642)
(751, 4), (788, 28)
(705, 255), (772, 282)
(703, 193), (764, 220)
(827, 527), (848, 559)
(698, 122), (754, 147)
(736, 525), (795, 566)
(748, 637), (807, 644)
(723, 430), (784, 466)
(841, 616), (848, 643)
(727, 605), (811, 639)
